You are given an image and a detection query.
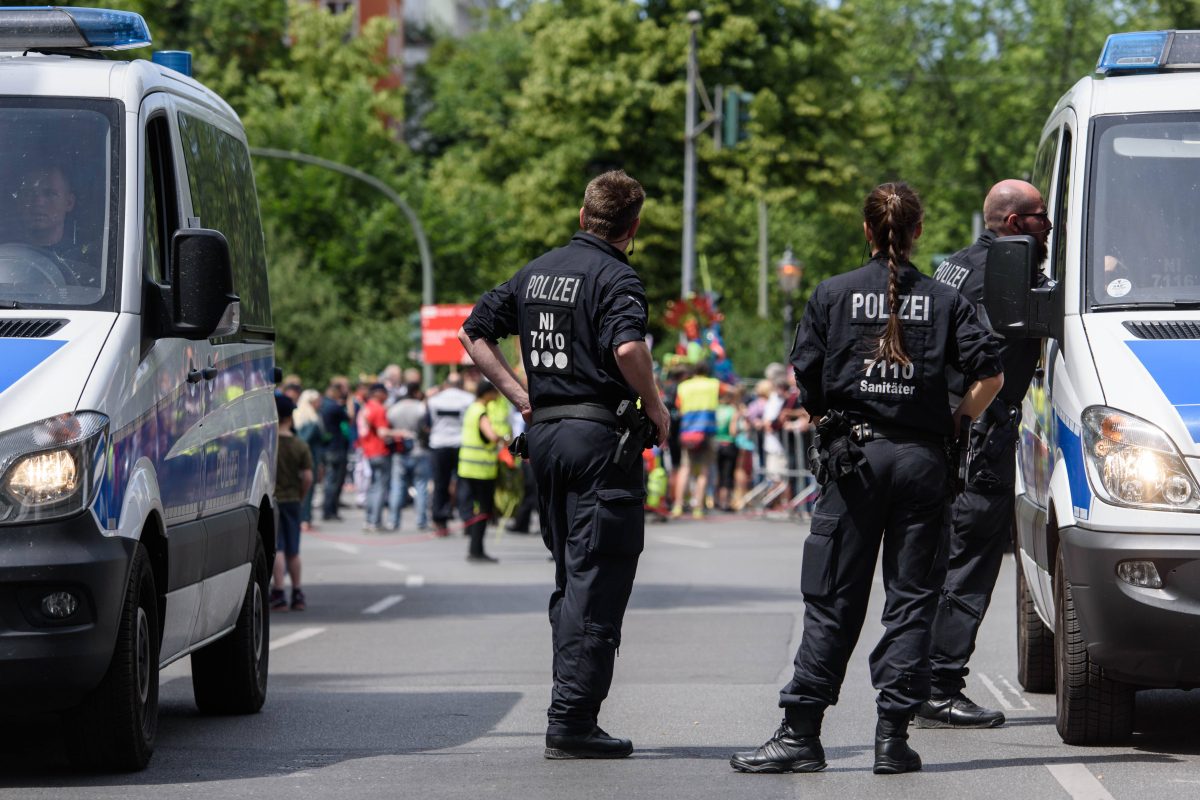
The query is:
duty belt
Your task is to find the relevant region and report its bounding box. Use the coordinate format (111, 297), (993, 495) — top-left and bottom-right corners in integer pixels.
(531, 402), (619, 426)
(850, 420), (943, 445)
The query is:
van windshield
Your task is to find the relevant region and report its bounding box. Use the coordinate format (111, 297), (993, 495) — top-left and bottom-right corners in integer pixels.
(1089, 113), (1200, 308)
(0, 99), (120, 311)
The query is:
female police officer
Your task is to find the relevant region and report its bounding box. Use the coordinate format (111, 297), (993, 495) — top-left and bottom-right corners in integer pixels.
(730, 182), (1003, 775)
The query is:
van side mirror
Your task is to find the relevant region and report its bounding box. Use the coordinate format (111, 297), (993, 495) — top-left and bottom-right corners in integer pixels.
(169, 229), (240, 340)
(983, 235), (1062, 340)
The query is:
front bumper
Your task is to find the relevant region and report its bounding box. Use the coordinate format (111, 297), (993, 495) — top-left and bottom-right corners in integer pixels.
(0, 512), (134, 710)
(1062, 526), (1200, 687)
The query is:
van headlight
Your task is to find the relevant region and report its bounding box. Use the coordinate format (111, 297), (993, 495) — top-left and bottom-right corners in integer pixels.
(1082, 406), (1200, 512)
(0, 412), (108, 524)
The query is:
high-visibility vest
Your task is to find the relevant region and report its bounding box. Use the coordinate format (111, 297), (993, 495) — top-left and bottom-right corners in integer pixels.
(677, 376), (720, 434)
(458, 401), (497, 480)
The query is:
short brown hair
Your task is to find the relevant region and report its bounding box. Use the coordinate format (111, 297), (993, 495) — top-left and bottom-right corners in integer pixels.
(581, 170), (644, 240)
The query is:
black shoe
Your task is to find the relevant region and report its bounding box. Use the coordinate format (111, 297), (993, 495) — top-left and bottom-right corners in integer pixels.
(873, 715), (921, 775)
(544, 726), (633, 759)
(730, 717), (826, 774)
(914, 692), (1006, 729)
(466, 553), (499, 564)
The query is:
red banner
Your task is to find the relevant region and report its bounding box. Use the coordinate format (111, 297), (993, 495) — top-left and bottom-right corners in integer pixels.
(421, 304), (475, 365)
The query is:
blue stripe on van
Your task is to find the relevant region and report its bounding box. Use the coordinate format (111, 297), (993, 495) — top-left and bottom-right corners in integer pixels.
(1126, 340), (1200, 442)
(0, 339), (65, 394)
(1056, 413), (1091, 519)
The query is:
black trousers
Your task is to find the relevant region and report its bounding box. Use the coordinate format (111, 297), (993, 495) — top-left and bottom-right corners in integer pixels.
(430, 446), (459, 527)
(928, 436), (1016, 696)
(781, 438), (949, 719)
(527, 418), (645, 736)
(510, 459), (539, 530)
(458, 476), (495, 557)
(321, 449), (349, 519)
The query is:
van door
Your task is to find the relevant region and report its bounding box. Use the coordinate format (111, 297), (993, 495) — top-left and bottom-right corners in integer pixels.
(175, 102), (273, 642)
(140, 94), (209, 660)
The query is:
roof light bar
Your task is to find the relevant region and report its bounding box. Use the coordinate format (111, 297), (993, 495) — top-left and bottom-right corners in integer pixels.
(1097, 30), (1200, 75)
(0, 6), (151, 51)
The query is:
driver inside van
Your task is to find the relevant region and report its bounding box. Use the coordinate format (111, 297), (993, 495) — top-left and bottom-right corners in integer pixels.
(12, 163), (97, 288)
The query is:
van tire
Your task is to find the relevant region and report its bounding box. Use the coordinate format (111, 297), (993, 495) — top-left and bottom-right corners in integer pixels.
(1054, 549), (1133, 745)
(69, 544), (159, 772)
(1016, 557), (1055, 693)
(191, 536), (269, 714)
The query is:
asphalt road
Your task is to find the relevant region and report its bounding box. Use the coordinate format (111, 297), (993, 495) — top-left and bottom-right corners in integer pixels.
(2, 507), (1198, 798)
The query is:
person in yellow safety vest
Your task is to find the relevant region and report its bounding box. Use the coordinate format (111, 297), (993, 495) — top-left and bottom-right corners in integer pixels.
(672, 362), (721, 519)
(458, 381), (507, 562)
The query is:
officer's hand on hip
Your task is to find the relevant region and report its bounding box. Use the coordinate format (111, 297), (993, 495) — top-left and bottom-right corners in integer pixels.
(645, 399), (670, 448)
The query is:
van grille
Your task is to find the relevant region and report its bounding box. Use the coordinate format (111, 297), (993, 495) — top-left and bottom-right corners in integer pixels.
(0, 319), (67, 338)
(1123, 320), (1200, 340)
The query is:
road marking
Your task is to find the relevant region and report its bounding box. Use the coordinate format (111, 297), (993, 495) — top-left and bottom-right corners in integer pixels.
(655, 535), (714, 550)
(998, 675), (1035, 710)
(270, 627), (326, 651)
(405, 574), (426, 587)
(331, 542), (360, 555)
(363, 595), (405, 615)
(377, 560), (408, 572)
(1046, 764), (1115, 800)
(979, 672), (1034, 711)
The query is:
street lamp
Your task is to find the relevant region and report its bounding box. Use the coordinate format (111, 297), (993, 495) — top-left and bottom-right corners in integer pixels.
(778, 245), (804, 351)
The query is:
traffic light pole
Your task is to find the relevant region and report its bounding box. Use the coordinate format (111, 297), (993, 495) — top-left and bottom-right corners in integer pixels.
(682, 14), (699, 299)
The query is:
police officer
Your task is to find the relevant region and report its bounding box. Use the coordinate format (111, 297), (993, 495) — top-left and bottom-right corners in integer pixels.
(458, 170), (670, 760)
(916, 179), (1051, 729)
(730, 182), (1004, 776)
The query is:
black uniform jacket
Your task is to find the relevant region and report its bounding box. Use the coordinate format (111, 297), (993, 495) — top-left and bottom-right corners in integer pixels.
(934, 230), (1045, 413)
(790, 256), (1002, 439)
(462, 232), (648, 410)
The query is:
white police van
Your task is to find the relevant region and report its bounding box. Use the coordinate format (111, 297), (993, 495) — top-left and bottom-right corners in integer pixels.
(0, 8), (277, 769)
(986, 31), (1200, 745)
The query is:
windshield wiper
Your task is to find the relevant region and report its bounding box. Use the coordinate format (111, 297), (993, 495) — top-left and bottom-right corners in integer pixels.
(0, 299), (23, 309)
(1097, 301), (1200, 311)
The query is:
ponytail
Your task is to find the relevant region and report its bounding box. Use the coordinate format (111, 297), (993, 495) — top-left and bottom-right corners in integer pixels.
(863, 182), (922, 366)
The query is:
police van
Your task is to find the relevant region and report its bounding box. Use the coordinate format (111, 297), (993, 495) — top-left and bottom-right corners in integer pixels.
(0, 8), (277, 769)
(986, 31), (1200, 745)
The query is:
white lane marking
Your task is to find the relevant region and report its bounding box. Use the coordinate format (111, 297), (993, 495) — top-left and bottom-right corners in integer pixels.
(978, 672), (1035, 712)
(377, 560), (408, 572)
(998, 675), (1036, 710)
(405, 574), (426, 587)
(1046, 764), (1116, 800)
(270, 627), (326, 651)
(655, 535), (714, 550)
(363, 595), (405, 615)
(332, 543), (360, 555)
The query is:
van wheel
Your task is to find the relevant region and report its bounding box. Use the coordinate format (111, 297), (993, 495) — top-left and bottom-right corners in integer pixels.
(1054, 549), (1133, 744)
(69, 544), (159, 772)
(191, 536), (269, 714)
(1016, 556), (1055, 693)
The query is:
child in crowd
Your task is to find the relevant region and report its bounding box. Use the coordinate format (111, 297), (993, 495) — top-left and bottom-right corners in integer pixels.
(273, 393), (314, 611)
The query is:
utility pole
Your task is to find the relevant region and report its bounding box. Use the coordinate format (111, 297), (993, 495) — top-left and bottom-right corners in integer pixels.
(757, 198), (769, 318)
(681, 9), (701, 299)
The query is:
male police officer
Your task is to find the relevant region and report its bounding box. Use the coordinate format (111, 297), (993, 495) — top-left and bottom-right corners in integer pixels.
(458, 170), (669, 760)
(918, 179), (1051, 729)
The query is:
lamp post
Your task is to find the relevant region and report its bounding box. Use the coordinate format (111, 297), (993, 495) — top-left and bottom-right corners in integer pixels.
(778, 245), (804, 352)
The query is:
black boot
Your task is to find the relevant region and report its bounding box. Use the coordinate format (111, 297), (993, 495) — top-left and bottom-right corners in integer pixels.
(729, 709), (826, 774)
(873, 714), (921, 774)
(544, 726), (633, 759)
(915, 692), (1006, 729)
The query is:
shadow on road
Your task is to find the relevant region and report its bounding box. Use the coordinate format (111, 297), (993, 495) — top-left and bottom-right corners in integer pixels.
(0, 689), (522, 786)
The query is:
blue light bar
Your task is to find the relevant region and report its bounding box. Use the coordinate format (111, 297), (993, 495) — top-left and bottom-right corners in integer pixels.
(152, 50), (192, 78)
(0, 6), (151, 51)
(1097, 31), (1169, 74)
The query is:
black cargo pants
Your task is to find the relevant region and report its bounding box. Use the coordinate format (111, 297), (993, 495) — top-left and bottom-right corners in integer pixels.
(781, 438), (950, 719)
(527, 417), (645, 736)
(928, 429), (1017, 697)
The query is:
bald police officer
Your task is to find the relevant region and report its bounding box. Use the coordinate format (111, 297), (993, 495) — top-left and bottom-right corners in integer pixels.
(917, 179), (1052, 729)
(458, 170), (669, 760)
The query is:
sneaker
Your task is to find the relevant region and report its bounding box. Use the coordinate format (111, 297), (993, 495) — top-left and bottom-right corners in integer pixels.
(290, 588), (306, 611)
(363, 523), (380, 533)
(692, 508), (704, 520)
(670, 506), (683, 519)
(270, 588), (287, 611)
(915, 692), (1006, 729)
(466, 553), (499, 564)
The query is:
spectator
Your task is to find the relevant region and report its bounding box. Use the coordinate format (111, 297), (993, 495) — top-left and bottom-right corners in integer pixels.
(294, 388), (327, 532)
(672, 362), (720, 519)
(457, 381), (505, 562)
(380, 364), (404, 405)
(319, 376), (352, 522)
(732, 387), (757, 509)
(714, 384), (740, 512)
(281, 374), (303, 403)
(359, 383), (395, 532)
(386, 381), (432, 531)
(272, 393), (313, 612)
(426, 372), (476, 537)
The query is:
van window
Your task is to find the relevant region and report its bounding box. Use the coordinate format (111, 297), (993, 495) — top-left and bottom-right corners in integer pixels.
(177, 112), (272, 332)
(143, 115), (178, 286)
(1088, 112), (1200, 308)
(0, 98), (121, 311)
(1052, 128), (1072, 285)
(1032, 128), (1059, 201)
